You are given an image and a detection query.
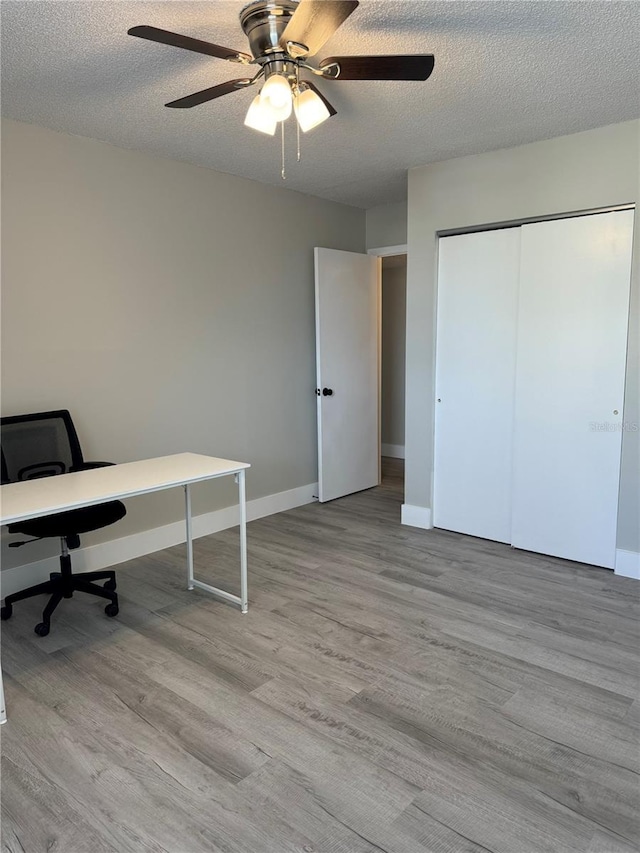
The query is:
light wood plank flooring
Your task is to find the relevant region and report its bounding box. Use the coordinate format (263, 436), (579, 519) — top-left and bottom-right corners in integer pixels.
(2, 459), (639, 853)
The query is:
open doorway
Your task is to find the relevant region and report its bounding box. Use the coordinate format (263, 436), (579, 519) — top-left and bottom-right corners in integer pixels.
(380, 253), (406, 494)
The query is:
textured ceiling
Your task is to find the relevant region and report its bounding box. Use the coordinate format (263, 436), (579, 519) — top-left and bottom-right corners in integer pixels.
(2, 1), (639, 209)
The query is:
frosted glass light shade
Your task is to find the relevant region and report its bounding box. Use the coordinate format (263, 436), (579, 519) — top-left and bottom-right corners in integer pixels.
(244, 95), (277, 135)
(294, 87), (331, 132)
(260, 74), (293, 121)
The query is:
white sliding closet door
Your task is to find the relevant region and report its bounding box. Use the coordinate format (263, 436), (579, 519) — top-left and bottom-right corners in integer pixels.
(511, 210), (634, 568)
(434, 228), (521, 542)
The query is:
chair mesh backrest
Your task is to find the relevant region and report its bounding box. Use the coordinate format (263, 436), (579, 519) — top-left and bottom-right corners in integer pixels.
(1, 410), (84, 484)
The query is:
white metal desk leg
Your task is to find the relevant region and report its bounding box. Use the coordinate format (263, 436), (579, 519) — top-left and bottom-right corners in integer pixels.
(0, 668), (6, 724)
(236, 470), (248, 613)
(185, 484), (194, 590)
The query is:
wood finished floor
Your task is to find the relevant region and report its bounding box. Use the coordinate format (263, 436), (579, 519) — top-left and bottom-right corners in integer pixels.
(1, 459), (639, 853)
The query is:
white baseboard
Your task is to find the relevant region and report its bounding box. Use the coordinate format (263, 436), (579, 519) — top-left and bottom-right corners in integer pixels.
(401, 504), (432, 530)
(0, 482), (318, 599)
(615, 549), (640, 580)
(381, 443), (405, 459)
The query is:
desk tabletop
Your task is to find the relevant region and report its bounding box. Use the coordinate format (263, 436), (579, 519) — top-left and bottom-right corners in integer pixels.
(0, 453), (250, 526)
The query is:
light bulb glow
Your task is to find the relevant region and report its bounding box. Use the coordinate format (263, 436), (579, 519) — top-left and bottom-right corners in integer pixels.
(244, 95), (277, 135)
(260, 74), (293, 121)
(294, 87), (331, 132)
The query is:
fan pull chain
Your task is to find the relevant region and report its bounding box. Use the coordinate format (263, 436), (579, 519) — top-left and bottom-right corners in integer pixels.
(295, 67), (301, 163)
(281, 121), (286, 180)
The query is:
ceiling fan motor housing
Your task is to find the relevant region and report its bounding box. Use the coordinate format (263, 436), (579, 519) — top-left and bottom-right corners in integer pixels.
(239, 1), (299, 60)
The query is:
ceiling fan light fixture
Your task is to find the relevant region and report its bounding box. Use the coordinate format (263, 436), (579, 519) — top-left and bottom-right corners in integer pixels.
(260, 73), (293, 121)
(294, 86), (331, 132)
(244, 94), (278, 135)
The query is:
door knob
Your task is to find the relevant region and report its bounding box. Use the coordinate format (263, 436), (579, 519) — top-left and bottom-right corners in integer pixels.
(322, 388), (334, 396)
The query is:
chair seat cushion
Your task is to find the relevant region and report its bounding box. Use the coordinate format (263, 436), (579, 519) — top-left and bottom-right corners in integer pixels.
(8, 500), (126, 539)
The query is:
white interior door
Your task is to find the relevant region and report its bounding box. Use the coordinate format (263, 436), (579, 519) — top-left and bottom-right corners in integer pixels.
(433, 228), (521, 542)
(511, 210), (634, 568)
(314, 247), (380, 502)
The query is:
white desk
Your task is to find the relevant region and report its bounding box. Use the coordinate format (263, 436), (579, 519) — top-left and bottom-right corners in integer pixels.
(0, 452), (251, 723)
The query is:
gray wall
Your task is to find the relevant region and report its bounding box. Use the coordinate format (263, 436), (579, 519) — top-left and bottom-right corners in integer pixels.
(381, 257), (406, 450)
(406, 119), (640, 553)
(366, 201), (407, 250)
(1, 119), (365, 569)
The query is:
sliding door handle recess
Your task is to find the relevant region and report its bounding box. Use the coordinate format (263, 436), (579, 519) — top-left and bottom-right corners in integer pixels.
(322, 388), (334, 396)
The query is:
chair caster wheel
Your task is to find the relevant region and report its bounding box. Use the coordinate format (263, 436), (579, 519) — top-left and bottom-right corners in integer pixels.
(34, 622), (50, 637)
(1, 604), (13, 621)
(103, 579), (116, 592)
(105, 603), (119, 618)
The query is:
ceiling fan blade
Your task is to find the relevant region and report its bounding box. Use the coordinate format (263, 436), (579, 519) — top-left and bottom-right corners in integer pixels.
(128, 25), (251, 64)
(304, 81), (337, 117)
(279, 1), (359, 57)
(320, 55), (435, 81)
(165, 79), (252, 109)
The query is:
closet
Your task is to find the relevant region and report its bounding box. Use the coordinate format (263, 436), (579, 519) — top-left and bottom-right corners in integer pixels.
(433, 209), (634, 569)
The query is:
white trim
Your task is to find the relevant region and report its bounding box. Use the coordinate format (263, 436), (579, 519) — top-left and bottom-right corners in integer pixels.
(0, 482), (318, 599)
(401, 503), (432, 530)
(367, 244), (408, 257)
(381, 443), (405, 459)
(614, 549), (640, 580)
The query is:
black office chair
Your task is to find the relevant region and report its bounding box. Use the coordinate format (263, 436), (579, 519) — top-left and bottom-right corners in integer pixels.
(1, 410), (126, 636)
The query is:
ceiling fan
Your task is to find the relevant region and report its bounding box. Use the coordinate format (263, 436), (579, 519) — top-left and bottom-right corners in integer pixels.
(128, 0), (435, 136)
